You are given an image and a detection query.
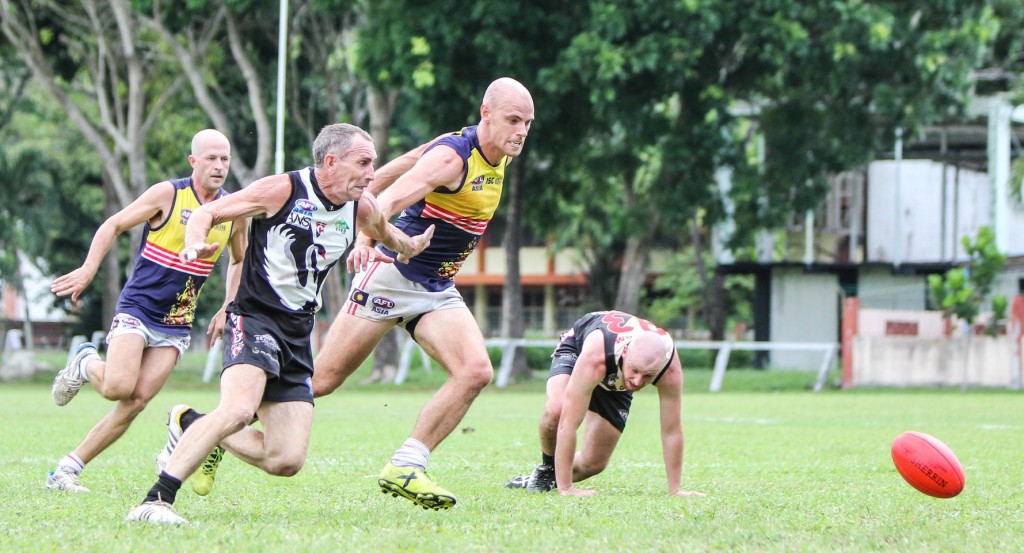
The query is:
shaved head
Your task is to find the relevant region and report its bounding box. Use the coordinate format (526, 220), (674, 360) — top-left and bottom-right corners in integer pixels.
(191, 129), (230, 156)
(629, 332), (673, 374)
(482, 77), (533, 111)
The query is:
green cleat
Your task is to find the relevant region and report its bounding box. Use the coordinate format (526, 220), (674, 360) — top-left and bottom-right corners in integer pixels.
(378, 462), (457, 511)
(191, 445), (224, 496)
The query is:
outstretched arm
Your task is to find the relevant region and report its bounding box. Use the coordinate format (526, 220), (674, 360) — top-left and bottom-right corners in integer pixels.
(656, 357), (705, 498)
(52, 181), (174, 301)
(555, 331), (606, 496)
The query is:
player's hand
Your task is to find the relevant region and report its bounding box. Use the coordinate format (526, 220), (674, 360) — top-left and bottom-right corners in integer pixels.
(180, 242), (220, 262)
(396, 224), (434, 264)
(347, 244), (394, 273)
(558, 486), (596, 497)
(671, 489), (706, 498)
(51, 267), (96, 302)
(207, 308), (227, 348)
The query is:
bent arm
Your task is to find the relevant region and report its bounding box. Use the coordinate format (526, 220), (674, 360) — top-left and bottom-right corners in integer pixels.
(356, 192), (433, 263)
(369, 133), (450, 196)
(183, 174), (289, 261)
(207, 217), (249, 346)
(51, 181), (174, 301)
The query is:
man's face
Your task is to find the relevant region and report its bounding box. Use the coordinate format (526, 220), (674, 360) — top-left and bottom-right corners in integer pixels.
(328, 136), (377, 201)
(190, 140), (231, 190)
(486, 97), (534, 158)
(619, 345), (658, 391)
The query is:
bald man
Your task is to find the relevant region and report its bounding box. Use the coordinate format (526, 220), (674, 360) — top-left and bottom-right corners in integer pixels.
(311, 77), (535, 510)
(505, 311), (705, 498)
(47, 129), (248, 494)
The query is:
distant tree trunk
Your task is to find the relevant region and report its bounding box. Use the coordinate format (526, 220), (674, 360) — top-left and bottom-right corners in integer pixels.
(364, 86), (400, 384)
(103, 173), (121, 330)
(502, 155), (529, 381)
(613, 235), (651, 314)
(613, 172), (657, 315)
(691, 219), (726, 340)
(14, 259), (32, 350)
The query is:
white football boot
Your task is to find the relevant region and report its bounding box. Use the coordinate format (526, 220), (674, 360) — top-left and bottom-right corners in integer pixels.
(125, 500), (188, 525)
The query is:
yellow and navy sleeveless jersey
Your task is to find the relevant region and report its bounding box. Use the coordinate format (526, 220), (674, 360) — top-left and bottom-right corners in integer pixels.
(116, 177), (232, 336)
(379, 125), (507, 291)
(553, 311), (675, 393)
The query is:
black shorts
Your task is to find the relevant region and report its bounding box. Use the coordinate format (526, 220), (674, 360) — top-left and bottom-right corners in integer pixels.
(549, 348), (632, 433)
(222, 310), (314, 404)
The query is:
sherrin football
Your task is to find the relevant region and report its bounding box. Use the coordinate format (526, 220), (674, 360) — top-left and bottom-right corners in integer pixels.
(890, 431), (965, 498)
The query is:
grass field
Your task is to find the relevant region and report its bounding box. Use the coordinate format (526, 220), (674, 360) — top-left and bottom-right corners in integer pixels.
(1, 352), (1022, 552)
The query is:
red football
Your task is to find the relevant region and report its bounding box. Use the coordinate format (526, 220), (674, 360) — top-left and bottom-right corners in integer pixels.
(891, 431), (965, 498)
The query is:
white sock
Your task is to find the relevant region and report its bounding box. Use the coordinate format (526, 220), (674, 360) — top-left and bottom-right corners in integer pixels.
(78, 354), (99, 382)
(390, 438), (430, 470)
(57, 453), (85, 475)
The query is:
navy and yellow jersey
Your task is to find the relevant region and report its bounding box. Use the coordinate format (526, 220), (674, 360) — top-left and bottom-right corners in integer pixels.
(230, 167), (357, 321)
(553, 311), (675, 392)
(379, 125), (507, 292)
(116, 177), (233, 336)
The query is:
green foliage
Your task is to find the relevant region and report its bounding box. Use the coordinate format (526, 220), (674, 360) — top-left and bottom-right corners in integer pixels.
(647, 247), (753, 335)
(927, 226), (1008, 335)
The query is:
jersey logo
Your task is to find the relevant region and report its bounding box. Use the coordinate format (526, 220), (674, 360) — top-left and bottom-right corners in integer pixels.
(179, 208), (192, 225)
(470, 175), (485, 191)
(287, 199), (316, 229)
(315, 221), (326, 237)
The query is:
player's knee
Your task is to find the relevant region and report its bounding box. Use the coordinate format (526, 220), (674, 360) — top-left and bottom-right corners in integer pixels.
(97, 381), (134, 401)
(211, 405), (257, 434)
(115, 395), (150, 418)
(539, 405), (562, 430)
(264, 455), (305, 477)
(575, 458), (608, 480)
(458, 360), (493, 391)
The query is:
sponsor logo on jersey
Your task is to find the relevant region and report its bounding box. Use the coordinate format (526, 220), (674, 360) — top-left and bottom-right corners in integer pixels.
(287, 199), (316, 229)
(349, 288), (368, 306)
(180, 208), (192, 225)
(336, 220), (350, 232)
(470, 175), (485, 191)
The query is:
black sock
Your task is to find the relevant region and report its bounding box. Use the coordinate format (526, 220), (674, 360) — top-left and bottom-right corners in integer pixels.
(180, 409), (205, 432)
(144, 471), (182, 504)
(542, 453), (554, 467)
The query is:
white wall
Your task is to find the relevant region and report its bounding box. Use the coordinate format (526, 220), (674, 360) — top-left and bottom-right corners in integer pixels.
(770, 268), (839, 369)
(866, 160), (996, 262)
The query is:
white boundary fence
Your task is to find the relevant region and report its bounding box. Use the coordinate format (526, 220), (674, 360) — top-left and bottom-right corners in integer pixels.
(396, 338), (840, 391)
(195, 334), (839, 391)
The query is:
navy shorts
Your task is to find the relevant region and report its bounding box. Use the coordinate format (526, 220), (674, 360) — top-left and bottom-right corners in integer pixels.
(550, 348), (633, 433)
(222, 310), (314, 404)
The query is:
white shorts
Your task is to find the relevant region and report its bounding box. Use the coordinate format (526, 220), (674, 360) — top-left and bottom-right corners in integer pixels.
(107, 313), (191, 356)
(343, 261), (466, 327)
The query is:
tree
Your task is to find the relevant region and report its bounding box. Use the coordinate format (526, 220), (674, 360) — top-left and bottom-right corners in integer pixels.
(928, 226), (1008, 337)
(0, 146), (61, 349)
(530, 1), (998, 339)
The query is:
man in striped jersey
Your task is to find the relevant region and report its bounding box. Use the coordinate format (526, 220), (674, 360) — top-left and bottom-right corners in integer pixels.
(46, 129), (247, 494)
(311, 77), (535, 511)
